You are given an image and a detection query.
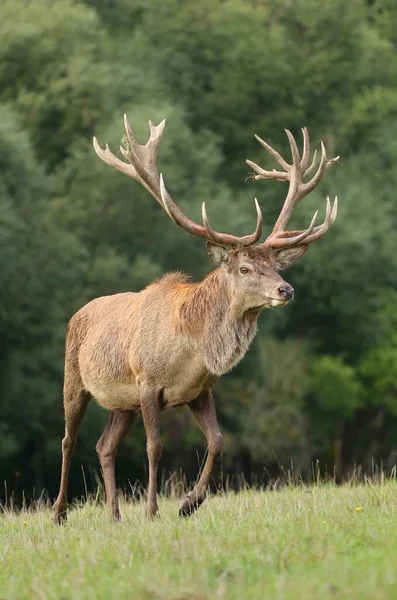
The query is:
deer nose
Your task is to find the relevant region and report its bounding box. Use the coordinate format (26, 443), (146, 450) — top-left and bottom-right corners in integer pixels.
(278, 283), (294, 301)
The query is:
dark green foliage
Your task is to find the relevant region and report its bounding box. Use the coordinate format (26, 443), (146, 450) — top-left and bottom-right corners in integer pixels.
(1, 0), (397, 501)
(0, 0), (110, 168)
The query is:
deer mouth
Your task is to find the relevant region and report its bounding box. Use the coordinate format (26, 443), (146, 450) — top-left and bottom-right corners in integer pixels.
(247, 297), (289, 313)
(267, 297), (289, 307)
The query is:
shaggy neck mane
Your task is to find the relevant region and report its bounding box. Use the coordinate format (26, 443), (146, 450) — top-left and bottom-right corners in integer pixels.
(174, 269), (259, 376)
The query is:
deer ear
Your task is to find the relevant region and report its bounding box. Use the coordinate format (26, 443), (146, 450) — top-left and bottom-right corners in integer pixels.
(206, 242), (230, 266)
(273, 245), (308, 270)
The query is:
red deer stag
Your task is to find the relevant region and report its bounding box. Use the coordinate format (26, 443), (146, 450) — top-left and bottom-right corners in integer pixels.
(53, 115), (338, 523)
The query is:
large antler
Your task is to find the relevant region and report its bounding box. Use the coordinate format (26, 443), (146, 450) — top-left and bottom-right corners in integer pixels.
(246, 128), (339, 248)
(93, 114), (262, 247)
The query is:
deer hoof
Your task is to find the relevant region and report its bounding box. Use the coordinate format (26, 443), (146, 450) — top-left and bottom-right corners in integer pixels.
(53, 509), (67, 525)
(145, 503), (160, 520)
(178, 492), (205, 518)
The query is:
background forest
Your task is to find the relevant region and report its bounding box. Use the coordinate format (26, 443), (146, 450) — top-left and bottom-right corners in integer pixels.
(1, 0), (397, 503)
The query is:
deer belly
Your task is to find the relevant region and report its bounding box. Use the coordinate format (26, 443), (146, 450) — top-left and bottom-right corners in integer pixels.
(161, 384), (202, 408)
(84, 379), (141, 411)
(79, 334), (141, 410)
(161, 371), (217, 408)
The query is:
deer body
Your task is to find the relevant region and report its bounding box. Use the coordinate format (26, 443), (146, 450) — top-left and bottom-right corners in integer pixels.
(70, 266), (270, 411)
(53, 115), (339, 523)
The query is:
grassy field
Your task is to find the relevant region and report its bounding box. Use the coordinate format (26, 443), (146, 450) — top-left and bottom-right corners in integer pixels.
(2, 482), (397, 599)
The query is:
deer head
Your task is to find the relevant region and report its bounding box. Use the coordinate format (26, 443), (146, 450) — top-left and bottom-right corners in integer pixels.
(93, 116), (338, 313)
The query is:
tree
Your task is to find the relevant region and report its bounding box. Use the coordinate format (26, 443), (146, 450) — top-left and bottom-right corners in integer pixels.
(0, 0), (110, 168)
(127, 0), (390, 184)
(0, 103), (92, 495)
(307, 356), (363, 473)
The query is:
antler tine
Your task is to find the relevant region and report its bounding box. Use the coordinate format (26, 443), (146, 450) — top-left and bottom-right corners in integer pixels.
(267, 210), (318, 248)
(301, 127), (310, 172)
(302, 197), (338, 243)
(121, 114), (167, 199)
(93, 116), (166, 204)
(253, 134), (290, 171)
(302, 143), (340, 195)
(246, 159), (289, 182)
(201, 198), (263, 246)
(123, 113), (135, 147)
(267, 196), (338, 249)
(304, 148), (318, 178)
(300, 141), (327, 196)
(326, 155), (340, 171)
(93, 136), (152, 192)
(285, 129), (301, 167)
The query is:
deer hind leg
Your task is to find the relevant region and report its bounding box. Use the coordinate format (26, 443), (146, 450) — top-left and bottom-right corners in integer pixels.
(179, 391), (223, 518)
(96, 410), (136, 520)
(140, 385), (163, 519)
(53, 383), (90, 524)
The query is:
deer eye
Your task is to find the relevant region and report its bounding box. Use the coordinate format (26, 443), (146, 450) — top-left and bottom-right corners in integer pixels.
(240, 266), (249, 274)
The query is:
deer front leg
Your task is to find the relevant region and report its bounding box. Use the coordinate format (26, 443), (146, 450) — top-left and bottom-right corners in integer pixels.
(140, 385), (163, 519)
(179, 390), (223, 518)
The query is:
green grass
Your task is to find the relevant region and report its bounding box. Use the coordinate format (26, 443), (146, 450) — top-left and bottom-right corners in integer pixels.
(2, 482), (397, 599)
